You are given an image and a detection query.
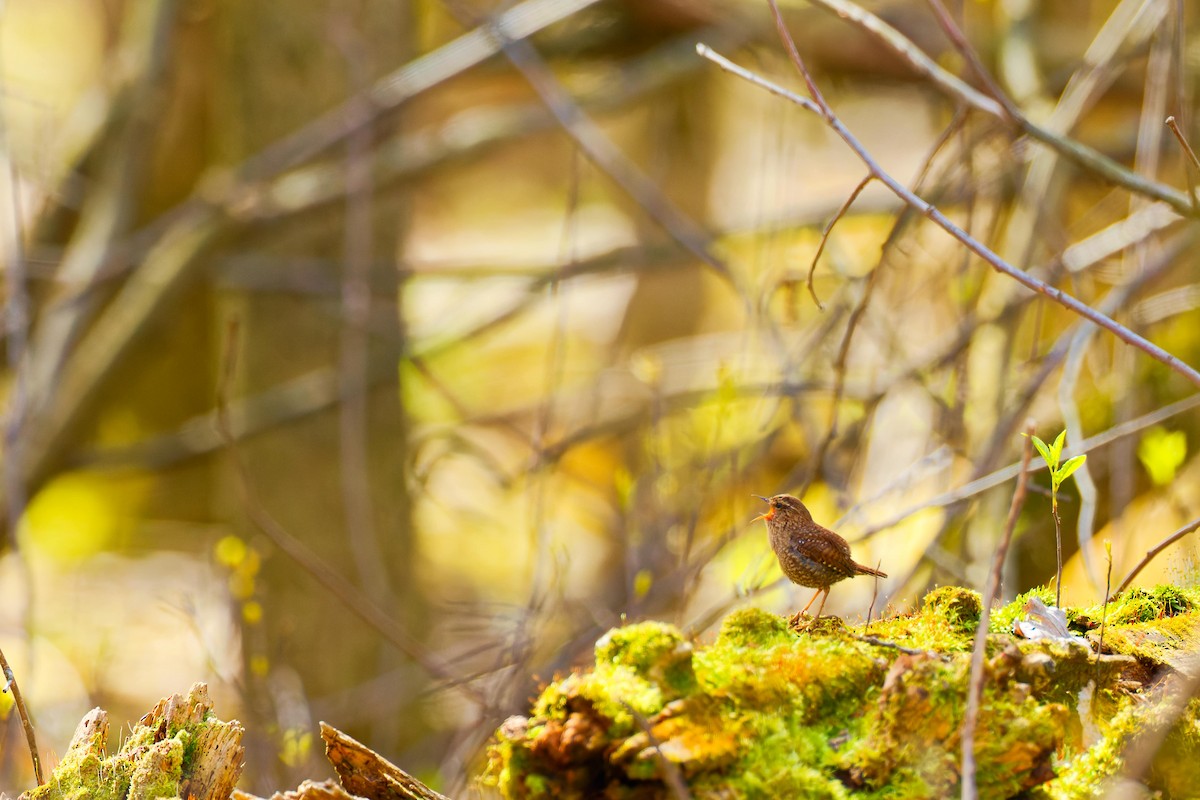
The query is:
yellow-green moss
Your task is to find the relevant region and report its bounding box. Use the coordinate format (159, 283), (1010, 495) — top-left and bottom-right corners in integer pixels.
(1100, 586), (1199, 624)
(865, 587), (986, 653)
(594, 620), (696, 697)
(24, 687), (233, 800)
(923, 586), (982, 633)
(526, 622), (701, 742)
(24, 727), (187, 800)
(713, 607), (793, 649)
(483, 586), (1200, 799)
(127, 734), (185, 800)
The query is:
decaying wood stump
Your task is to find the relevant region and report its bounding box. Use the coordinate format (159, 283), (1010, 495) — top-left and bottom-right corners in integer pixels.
(21, 683), (244, 800)
(20, 682), (449, 800)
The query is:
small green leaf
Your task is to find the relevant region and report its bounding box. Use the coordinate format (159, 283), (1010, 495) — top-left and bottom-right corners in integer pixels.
(1051, 430), (1067, 467)
(1138, 426), (1187, 486)
(1030, 435), (1054, 469)
(1055, 454), (1087, 485)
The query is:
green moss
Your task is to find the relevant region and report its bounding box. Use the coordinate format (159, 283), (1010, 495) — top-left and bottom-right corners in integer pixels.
(1034, 691), (1155, 799)
(127, 735), (184, 800)
(923, 586), (981, 633)
(840, 650), (1068, 798)
(1092, 585), (1200, 624)
(713, 606), (794, 648)
(1146, 698), (1200, 798)
(698, 625), (885, 722)
(485, 587), (1200, 799)
(1095, 611), (1200, 674)
(865, 589), (981, 654)
(25, 685), (237, 800)
(594, 620), (697, 698)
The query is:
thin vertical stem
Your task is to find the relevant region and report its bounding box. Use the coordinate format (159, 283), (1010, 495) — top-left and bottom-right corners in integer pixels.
(0, 649), (40, 785)
(1052, 497), (1063, 608)
(962, 423), (1035, 799)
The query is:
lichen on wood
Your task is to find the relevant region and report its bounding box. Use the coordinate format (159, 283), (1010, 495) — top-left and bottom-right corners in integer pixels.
(20, 683), (447, 800)
(20, 682), (244, 800)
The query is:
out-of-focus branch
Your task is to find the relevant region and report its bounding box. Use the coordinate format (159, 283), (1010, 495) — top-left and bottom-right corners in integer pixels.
(25, 0), (181, 416)
(7, 0), (618, 529)
(855, 390), (1200, 545)
(806, 0), (1194, 216)
(485, 22), (740, 291)
(696, 44), (1200, 387)
(236, 0), (606, 183)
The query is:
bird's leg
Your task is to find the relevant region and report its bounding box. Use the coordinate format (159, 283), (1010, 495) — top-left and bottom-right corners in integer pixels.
(813, 588), (829, 620)
(789, 588), (828, 626)
(800, 589), (822, 615)
(787, 592), (825, 628)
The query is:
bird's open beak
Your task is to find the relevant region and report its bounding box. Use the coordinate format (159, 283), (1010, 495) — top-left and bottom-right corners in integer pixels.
(751, 494), (772, 522)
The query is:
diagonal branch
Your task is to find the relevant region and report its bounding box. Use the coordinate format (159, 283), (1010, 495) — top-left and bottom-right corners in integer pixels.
(696, 44), (1200, 388)
(480, 20), (738, 290)
(805, 0), (1194, 216)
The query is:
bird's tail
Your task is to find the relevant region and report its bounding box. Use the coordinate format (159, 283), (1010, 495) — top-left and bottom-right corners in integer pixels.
(855, 563), (887, 578)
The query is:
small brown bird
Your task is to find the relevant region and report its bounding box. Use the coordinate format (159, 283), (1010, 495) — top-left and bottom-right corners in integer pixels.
(754, 494), (886, 622)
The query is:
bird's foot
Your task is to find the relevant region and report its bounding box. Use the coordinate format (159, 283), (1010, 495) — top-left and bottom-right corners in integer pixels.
(788, 613), (844, 633)
(787, 611), (813, 630)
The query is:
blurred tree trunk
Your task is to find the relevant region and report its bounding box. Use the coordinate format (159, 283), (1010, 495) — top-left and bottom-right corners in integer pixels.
(211, 0), (418, 789)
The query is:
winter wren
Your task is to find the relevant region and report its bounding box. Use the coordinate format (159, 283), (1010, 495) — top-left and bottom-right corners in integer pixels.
(754, 494), (886, 621)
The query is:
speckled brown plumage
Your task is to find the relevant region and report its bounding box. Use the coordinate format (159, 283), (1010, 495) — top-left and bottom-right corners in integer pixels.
(754, 493), (886, 621)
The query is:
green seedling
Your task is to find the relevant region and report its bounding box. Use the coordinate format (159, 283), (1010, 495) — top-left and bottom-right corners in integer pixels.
(1026, 430), (1087, 608)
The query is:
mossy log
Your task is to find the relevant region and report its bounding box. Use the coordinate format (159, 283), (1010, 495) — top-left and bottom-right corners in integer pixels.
(484, 585), (1200, 799)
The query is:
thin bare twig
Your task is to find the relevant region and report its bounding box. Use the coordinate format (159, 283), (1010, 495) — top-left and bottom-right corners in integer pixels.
(808, 175), (872, 310)
(865, 561), (882, 627)
(805, 0), (1194, 216)
(923, 0), (1021, 122)
(767, 0), (830, 117)
(1170, 3), (1194, 207)
(695, 45), (1200, 389)
(961, 422), (1035, 800)
(1115, 516), (1200, 595)
(1166, 115), (1200, 186)
(0, 648), (40, 785)
(621, 701), (693, 800)
(850, 634), (945, 659)
(452, 3), (737, 291)
(1098, 542), (1113, 658)
(797, 240), (884, 498)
